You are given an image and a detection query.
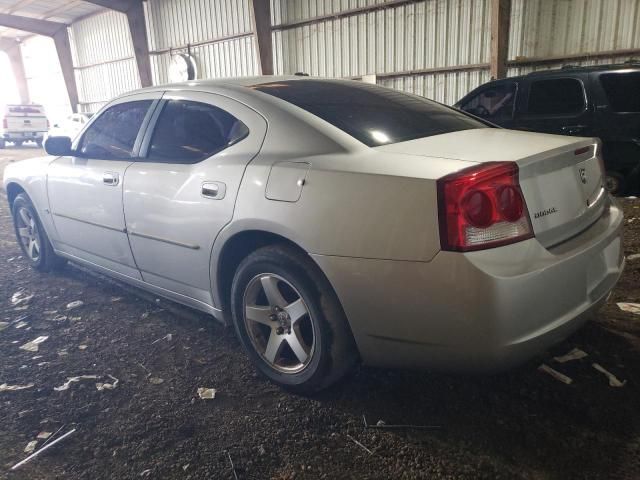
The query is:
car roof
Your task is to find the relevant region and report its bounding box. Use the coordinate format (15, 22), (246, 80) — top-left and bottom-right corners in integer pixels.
(139, 75), (322, 93)
(501, 62), (640, 82)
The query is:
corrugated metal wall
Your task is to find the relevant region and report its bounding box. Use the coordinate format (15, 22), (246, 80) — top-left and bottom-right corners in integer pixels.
(508, 0), (640, 77)
(65, 0), (640, 111)
(69, 10), (139, 112)
(272, 0), (491, 104)
(145, 0), (259, 85)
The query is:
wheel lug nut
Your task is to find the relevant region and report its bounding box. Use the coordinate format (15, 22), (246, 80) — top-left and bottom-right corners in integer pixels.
(276, 326), (284, 335)
(269, 314), (277, 321)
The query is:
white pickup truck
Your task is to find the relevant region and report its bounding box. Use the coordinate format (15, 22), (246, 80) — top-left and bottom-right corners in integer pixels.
(1, 104), (49, 148)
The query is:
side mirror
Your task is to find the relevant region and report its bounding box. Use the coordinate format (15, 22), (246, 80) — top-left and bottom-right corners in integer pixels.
(44, 136), (73, 156)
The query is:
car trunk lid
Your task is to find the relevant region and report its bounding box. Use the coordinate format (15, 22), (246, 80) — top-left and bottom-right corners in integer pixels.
(376, 128), (606, 248)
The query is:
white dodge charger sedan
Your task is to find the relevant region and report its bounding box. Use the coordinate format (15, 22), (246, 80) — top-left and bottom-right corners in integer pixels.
(3, 77), (624, 392)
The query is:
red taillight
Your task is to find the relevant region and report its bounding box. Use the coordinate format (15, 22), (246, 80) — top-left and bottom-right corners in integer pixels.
(437, 162), (534, 252)
(2, 117), (7, 129)
(47, 118), (50, 129)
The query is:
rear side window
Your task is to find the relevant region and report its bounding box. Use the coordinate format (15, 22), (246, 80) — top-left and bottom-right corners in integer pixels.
(252, 80), (486, 147)
(600, 72), (640, 112)
(459, 82), (517, 123)
(527, 78), (585, 115)
(78, 100), (152, 159)
(146, 100), (249, 163)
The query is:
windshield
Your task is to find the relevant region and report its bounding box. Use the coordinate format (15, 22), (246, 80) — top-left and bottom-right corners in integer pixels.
(252, 80), (487, 147)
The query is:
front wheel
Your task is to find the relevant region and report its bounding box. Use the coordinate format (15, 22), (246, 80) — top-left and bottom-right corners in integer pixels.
(231, 245), (358, 393)
(12, 193), (66, 272)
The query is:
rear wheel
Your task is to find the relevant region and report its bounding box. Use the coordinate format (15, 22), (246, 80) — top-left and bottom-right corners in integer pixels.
(231, 245), (358, 393)
(12, 193), (66, 272)
(604, 171), (625, 195)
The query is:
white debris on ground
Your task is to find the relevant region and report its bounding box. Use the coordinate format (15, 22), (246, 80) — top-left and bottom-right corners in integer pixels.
(617, 303), (640, 315)
(151, 333), (173, 344)
(149, 377), (164, 385)
(11, 291), (34, 306)
(0, 321), (8, 331)
(54, 375), (99, 392)
(627, 253), (640, 261)
(538, 364), (573, 384)
(24, 441), (38, 454)
(197, 387), (216, 399)
(14, 320), (28, 329)
(96, 375), (119, 391)
(19, 336), (49, 352)
(66, 300), (84, 310)
(592, 363), (627, 387)
(554, 348), (588, 363)
(37, 432), (52, 440)
(0, 383), (34, 392)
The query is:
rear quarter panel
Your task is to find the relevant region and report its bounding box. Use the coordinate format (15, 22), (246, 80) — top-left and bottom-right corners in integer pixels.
(218, 149), (474, 261)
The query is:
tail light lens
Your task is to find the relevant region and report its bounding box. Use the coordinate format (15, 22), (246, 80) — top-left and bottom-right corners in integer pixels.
(2, 117), (7, 129)
(437, 162), (534, 252)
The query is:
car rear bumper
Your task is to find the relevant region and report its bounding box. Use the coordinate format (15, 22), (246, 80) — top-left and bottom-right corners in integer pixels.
(312, 198), (624, 371)
(3, 132), (45, 140)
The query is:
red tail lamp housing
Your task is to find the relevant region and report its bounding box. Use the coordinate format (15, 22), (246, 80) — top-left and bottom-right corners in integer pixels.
(437, 162), (534, 252)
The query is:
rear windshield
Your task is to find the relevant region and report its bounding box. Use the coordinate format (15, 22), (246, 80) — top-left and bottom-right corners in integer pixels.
(252, 80), (486, 147)
(600, 72), (640, 112)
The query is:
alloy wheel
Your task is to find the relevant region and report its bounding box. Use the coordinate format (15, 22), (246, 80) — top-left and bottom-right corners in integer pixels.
(243, 273), (315, 373)
(16, 207), (41, 262)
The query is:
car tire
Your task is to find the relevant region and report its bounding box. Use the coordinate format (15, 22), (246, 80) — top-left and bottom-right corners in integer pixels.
(35, 139), (43, 148)
(231, 244), (359, 393)
(12, 193), (66, 272)
(604, 171), (625, 195)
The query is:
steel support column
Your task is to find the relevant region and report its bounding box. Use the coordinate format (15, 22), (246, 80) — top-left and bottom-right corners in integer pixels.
(0, 38), (29, 104)
(250, 0), (273, 75)
(490, 0), (511, 80)
(0, 13), (79, 111)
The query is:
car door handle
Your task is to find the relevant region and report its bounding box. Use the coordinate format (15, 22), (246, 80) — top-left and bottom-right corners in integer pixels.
(103, 172), (119, 186)
(201, 181), (226, 200)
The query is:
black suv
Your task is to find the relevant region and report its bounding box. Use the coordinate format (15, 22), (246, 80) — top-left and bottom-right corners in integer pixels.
(455, 63), (640, 194)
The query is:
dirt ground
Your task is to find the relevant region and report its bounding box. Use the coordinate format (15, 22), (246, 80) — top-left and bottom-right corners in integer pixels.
(0, 146), (639, 480)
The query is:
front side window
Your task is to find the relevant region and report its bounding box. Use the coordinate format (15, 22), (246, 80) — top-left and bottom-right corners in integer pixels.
(77, 100), (152, 159)
(146, 100), (249, 163)
(460, 82), (517, 123)
(252, 80), (486, 147)
(527, 78), (585, 115)
(600, 72), (640, 112)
